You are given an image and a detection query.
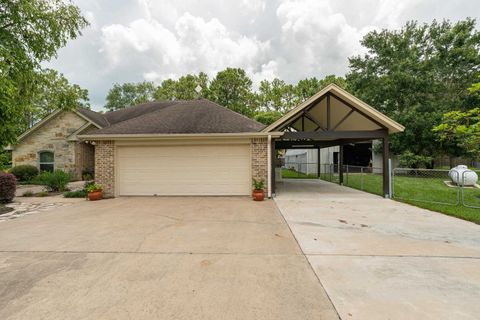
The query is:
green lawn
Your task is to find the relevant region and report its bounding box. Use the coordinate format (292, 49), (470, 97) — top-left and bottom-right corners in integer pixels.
(281, 168), (318, 179)
(342, 173), (480, 224)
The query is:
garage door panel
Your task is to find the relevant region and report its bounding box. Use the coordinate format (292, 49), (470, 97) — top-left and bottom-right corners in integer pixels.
(117, 145), (251, 196)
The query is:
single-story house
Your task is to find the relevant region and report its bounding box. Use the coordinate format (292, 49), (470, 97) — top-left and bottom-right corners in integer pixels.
(9, 84), (404, 198)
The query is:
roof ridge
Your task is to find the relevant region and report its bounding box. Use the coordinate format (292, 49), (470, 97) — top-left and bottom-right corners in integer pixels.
(98, 102), (179, 131)
(76, 107), (109, 128)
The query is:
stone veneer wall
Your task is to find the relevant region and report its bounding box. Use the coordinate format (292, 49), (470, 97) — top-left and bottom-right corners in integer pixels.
(94, 141), (115, 198)
(12, 111), (87, 177)
(251, 137), (269, 194)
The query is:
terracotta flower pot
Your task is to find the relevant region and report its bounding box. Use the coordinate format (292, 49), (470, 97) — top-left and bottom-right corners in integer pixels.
(88, 190), (103, 201)
(252, 189), (265, 201)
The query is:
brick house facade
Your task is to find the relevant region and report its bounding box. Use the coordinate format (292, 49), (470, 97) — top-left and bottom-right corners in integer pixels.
(93, 138), (270, 198)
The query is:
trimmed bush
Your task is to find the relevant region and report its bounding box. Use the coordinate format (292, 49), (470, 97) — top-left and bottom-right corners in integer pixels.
(0, 172), (16, 203)
(10, 165), (39, 181)
(64, 190), (87, 198)
(36, 170), (71, 192)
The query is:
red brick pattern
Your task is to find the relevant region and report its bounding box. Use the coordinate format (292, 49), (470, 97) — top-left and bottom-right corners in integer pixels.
(94, 141), (115, 198)
(251, 138), (269, 194)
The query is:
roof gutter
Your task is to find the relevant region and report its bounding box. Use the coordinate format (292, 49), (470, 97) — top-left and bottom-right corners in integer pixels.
(77, 132), (285, 141)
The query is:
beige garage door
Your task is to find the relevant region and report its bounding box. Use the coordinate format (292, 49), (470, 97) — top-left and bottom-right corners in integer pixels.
(117, 144), (251, 196)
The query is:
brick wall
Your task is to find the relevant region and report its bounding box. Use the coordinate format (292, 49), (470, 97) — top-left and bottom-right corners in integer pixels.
(94, 141), (115, 198)
(251, 137), (269, 194)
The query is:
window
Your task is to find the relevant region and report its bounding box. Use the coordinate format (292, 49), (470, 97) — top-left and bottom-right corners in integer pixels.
(39, 151), (54, 172)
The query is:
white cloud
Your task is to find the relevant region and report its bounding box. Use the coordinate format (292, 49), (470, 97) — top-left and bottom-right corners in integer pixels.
(99, 11), (271, 84)
(43, 0), (478, 109)
(275, 0), (367, 78)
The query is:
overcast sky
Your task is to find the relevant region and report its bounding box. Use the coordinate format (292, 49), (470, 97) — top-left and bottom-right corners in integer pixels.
(45, 0), (479, 110)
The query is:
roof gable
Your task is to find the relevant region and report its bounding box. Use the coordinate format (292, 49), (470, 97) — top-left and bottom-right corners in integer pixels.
(263, 84), (404, 134)
(14, 109), (103, 145)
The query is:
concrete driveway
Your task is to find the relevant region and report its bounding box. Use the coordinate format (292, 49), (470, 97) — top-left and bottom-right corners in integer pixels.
(0, 197), (338, 320)
(275, 179), (480, 320)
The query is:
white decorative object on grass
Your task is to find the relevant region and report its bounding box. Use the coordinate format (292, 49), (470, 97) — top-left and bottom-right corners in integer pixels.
(449, 165), (478, 186)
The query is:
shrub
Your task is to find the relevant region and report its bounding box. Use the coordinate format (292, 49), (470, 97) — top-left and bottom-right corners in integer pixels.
(82, 169), (94, 181)
(36, 170), (71, 192)
(0, 172), (17, 203)
(64, 190), (87, 198)
(22, 190), (34, 197)
(10, 165), (39, 181)
(399, 151), (433, 169)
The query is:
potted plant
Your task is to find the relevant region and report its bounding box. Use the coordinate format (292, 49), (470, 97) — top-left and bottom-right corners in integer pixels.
(252, 179), (265, 201)
(86, 183), (103, 201)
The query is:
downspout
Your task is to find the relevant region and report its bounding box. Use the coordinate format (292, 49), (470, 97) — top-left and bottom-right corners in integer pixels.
(267, 134), (272, 198)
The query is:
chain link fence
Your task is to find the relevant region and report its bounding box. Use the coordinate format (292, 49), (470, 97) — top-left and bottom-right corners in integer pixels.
(392, 168), (460, 205)
(392, 168), (480, 209)
(281, 161), (480, 209)
(460, 170), (480, 209)
(343, 165), (383, 196)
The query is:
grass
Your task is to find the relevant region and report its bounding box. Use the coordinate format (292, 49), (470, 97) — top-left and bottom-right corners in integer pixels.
(341, 173), (480, 224)
(281, 168), (318, 179)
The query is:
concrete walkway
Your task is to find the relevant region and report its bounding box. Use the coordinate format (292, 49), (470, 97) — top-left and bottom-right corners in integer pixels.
(275, 179), (480, 320)
(0, 197), (338, 320)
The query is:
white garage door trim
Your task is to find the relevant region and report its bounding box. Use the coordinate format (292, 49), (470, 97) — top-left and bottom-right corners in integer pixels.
(115, 143), (251, 196)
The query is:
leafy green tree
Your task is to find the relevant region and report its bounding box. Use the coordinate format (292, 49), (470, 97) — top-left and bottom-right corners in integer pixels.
(254, 111), (283, 125)
(104, 81), (156, 111)
(347, 19), (480, 158)
(208, 68), (257, 117)
(0, 0), (88, 147)
(154, 79), (177, 100)
(27, 69), (89, 127)
(154, 72), (209, 100)
(295, 75), (347, 103)
(258, 78), (296, 113)
(433, 82), (480, 159)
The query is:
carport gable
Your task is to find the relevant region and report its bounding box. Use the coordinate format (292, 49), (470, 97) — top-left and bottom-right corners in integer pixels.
(263, 83), (404, 141)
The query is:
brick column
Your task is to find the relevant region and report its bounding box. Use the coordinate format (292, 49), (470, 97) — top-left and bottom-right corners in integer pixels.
(94, 141), (115, 198)
(251, 138), (268, 194)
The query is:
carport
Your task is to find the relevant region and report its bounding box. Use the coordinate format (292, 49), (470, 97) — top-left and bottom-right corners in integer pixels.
(264, 84), (404, 198)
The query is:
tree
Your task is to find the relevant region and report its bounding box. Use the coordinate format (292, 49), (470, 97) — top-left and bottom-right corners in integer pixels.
(295, 75), (347, 103)
(254, 111), (283, 126)
(154, 72), (209, 100)
(0, 0), (89, 147)
(258, 78), (297, 113)
(27, 69), (89, 127)
(208, 68), (257, 117)
(433, 82), (480, 159)
(104, 81), (156, 111)
(347, 19), (480, 157)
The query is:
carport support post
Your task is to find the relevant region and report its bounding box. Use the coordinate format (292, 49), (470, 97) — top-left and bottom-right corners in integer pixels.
(339, 145), (344, 185)
(317, 147), (320, 178)
(271, 138), (276, 196)
(383, 135), (390, 198)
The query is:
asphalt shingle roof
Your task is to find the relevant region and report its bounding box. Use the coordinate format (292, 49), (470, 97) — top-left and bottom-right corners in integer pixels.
(79, 99), (265, 135)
